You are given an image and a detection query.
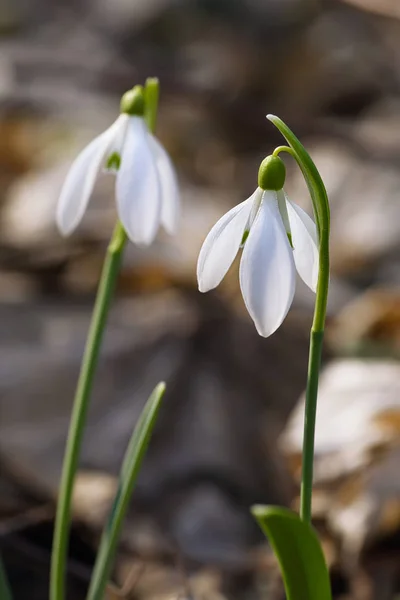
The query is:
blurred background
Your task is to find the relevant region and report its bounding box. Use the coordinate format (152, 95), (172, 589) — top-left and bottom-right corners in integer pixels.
(0, 0), (399, 598)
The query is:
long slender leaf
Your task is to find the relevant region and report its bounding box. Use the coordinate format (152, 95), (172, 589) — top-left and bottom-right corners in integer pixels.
(86, 382), (166, 600)
(252, 506), (332, 600)
(0, 559), (12, 600)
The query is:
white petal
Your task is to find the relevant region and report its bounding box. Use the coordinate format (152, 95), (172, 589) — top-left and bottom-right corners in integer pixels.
(109, 114), (129, 154)
(148, 135), (180, 234)
(56, 116), (125, 235)
(103, 113), (130, 172)
(286, 198), (319, 292)
(246, 187), (264, 230)
(116, 116), (161, 245)
(239, 191), (296, 337)
(276, 189), (291, 235)
(197, 196), (254, 293)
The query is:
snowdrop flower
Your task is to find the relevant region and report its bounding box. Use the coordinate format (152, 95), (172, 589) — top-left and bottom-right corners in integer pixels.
(197, 155), (319, 337)
(56, 85), (179, 245)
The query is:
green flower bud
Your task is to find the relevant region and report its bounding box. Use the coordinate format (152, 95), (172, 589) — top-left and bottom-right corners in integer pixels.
(258, 155), (286, 191)
(120, 85), (145, 116)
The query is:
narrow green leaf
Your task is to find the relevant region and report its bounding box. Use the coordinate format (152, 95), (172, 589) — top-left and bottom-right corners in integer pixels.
(86, 382), (166, 600)
(252, 506), (332, 600)
(0, 559), (12, 600)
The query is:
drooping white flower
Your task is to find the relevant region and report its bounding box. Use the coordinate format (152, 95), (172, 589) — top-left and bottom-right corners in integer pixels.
(197, 155), (319, 337)
(56, 85), (180, 245)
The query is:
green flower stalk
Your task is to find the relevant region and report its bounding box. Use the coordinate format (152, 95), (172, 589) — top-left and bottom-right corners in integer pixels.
(50, 219), (128, 600)
(268, 115), (330, 523)
(50, 78), (176, 600)
(196, 111), (330, 598)
(196, 114), (329, 521)
(253, 116), (331, 600)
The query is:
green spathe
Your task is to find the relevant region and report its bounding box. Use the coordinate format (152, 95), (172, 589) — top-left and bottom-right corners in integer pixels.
(258, 155), (286, 191)
(120, 85), (145, 117)
(252, 506), (332, 600)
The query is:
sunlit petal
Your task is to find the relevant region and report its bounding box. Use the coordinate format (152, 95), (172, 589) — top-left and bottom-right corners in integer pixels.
(246, 187), (264, 230)
(116, 116), (161, 245)
(240, 191), (296, 337)
(103, 114), (130, 173)
(286, 198), (319, 292)
(276, 189), (291, 235)
(197, 197), (253, 292)
(148, 135), (180, 234)
(108, 114), (129, 155)
(56, 116), (125, 235)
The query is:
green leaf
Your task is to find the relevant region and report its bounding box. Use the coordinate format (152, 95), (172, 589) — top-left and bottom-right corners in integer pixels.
(0, 559), (12, 600)
(86, 382), (166, 600)
(252, 505), (332, 600)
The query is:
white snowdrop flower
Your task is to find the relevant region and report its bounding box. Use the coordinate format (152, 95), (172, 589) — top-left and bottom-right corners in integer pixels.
(197, 155), (319, 337)
(56, 85), (180, 245)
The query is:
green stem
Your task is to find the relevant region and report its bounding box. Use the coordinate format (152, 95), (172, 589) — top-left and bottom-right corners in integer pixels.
(0, 557), (12, 600)
(273, 145), (296, 159)
(300, 214), (329, 523)
(299, 330), (323, 522)
(144, 77), (159, 132)
(50, 221), (127, 600)
(267, 116), (330, 524)
(50, 77), (161, 600)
